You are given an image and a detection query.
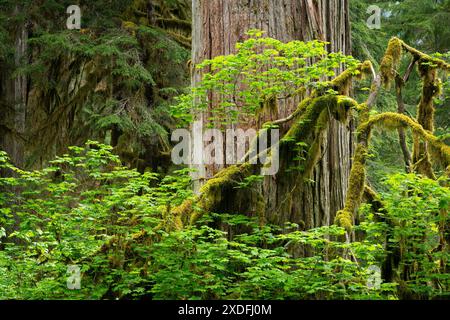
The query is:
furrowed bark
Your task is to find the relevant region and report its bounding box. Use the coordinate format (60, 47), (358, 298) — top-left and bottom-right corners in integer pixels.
(191, 0), (353, 230)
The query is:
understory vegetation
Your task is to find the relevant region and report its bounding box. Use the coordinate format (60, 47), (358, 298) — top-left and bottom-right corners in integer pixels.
(0, 143), (448, 299)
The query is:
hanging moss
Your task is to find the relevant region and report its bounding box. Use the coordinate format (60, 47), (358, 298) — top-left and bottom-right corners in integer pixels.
(165, 30), (192, 49)
(171, 199), (193, 230)
(325, 60), (374, 95)
(361, 113), (450, 164)
(258, 94), (279, 118)
(401, 41), (450, 72)
(335, 144), (368, 231)
(413, 66), (442, 178)
(380, 37), (403, 88)
(170, 94), (359, 229)
(156, 17), (192, 31)
(379, 35), (448, 88)
(335, 210), (353, 231)
(302, 133), (323, 179)
(283, 95), (357, 142)
(338, 109), (450, 230)
(379, 37), (449, 137)
(169, 163), (255, 226)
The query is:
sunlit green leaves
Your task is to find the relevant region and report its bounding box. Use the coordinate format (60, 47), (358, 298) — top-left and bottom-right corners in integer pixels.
(172, 30), (358, 126)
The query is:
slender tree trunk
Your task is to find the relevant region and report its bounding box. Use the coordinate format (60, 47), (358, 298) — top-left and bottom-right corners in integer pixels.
(191, 0), (353, 229)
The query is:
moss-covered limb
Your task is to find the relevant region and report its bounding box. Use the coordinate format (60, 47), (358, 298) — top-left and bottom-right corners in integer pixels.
(400, 40), (450, 72)
(378, 38), (448, 178)
(379, 38), (446, 177)
(416, 71), (440, 133)
(381, 37), (450, 88)
(380, 37), (403, 88)
(337, 111), (450, 230)
(299, 96), (358, 178)
(269, 61), (373, 128)
(239, 97), (315, 164)
(363, 185), (387, 215)
(243, 93), (358, 164)
(241, 61), (370, 164)
(394, 57), (417, 173)
(282, 95), (357, 142)
(171, 163), (257, 227)
(280, 95), (357, 180)
(320, 60), (374, 96)
(270, 97), (313, 126)
(166, 30), (192, 49)
(155, 17), (192, 31)
(335, 144), (368, 231)
(359, 112), (450, 168)
(412, 66), (442, 178)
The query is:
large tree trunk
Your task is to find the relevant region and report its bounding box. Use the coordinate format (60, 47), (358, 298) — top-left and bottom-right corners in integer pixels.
(0, 6), (28, 169)
(191, 0), (353, 229)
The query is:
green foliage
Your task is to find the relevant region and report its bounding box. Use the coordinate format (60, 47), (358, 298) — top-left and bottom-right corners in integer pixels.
(0, 0), (190, 170)
(358, 173), (450, 299)
(1, 145), (447, 300)
(172, 30), (358, 127)
(351, 0), (450, 188)
(0, 142), (192, 299)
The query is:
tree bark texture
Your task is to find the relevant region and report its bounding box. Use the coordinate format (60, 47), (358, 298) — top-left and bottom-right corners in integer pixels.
(191, 0), (353, 229)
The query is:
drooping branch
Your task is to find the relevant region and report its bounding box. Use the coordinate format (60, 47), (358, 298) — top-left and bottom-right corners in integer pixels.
(170, 94), (359, 229)
(173, 61), (374, 231)
(242, 61), (374, 163)
(380, 37), (449, 179)
(336, 111), (450, 230)
(269, 61), (374, 126)
(336, 39), (450, 230)
(359, 112), (450, 167)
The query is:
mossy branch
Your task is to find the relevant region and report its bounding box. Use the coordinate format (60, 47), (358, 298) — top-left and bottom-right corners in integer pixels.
(337, 112), (450, 230)
(171, 95), (359, 229)
(359, 112), (450, 167)
(338, 38), (450, 230)
(381, 37), (450, 88)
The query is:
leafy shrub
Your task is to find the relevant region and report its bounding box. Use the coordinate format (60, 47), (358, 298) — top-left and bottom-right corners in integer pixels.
(0, 145), (447, 300)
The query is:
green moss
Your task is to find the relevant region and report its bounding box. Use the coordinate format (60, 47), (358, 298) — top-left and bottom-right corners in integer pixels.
(357, 103), (370, 123)
(198, 163), (251, 209)
(401, 41), (450, 72)
(380, 37), (403, 88)
(281, 95), (357, 179)
(172, 199), (193, 228)
(303, 134), (322, 179)
(328, 60), (374, 95)
(379, 37), (448, 140)
(413, 65), (441, 178)
(335, 210), (353, 231)
(169, 163), (255, 227)
(283, 95), (357, 142)
(335, 144), (368, 230)
(359, 112), (450, 169)
(258, 94), (279, 117)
